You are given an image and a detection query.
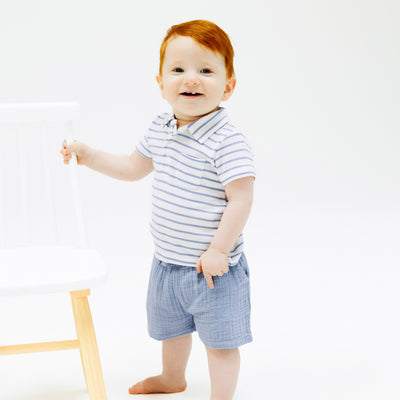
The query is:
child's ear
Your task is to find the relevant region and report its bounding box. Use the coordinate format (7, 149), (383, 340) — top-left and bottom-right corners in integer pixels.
(221, 75), (237, 101)
(156, 75), (164, 91)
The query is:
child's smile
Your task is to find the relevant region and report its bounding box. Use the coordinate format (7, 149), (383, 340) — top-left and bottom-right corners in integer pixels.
(156, 36), (236, 127)
(180, 92), (203, 97)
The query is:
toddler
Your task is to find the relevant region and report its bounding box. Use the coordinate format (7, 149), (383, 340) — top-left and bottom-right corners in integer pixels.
(61, 20), (255, 400)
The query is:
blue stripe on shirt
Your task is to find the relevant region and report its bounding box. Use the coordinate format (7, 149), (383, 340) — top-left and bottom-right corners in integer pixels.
(154, 178), (226, 201)
(153, 211), (218, 231)
(152, 194), (224, 216)
(152, 186), (226, 208)
(152, 203), (221, 223)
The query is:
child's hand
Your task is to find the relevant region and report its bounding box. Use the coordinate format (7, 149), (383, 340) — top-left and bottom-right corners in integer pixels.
(196, 247), (229, 289)
(60, 139), (90, 166)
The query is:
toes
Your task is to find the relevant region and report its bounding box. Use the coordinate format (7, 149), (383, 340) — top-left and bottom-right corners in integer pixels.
(128, 381), (144, 394)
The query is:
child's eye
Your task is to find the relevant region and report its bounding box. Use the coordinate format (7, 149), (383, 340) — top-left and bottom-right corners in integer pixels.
(173, 67), (184, 73)
(200, 68), (212, 74)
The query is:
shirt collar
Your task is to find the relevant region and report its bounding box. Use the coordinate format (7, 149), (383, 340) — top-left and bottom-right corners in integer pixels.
(187, 108), (229, 144)
(164, 116), (177, 135)
(163, 108), (229, 144)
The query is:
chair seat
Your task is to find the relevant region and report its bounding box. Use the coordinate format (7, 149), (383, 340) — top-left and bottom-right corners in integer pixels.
(0, 246), (108, 297)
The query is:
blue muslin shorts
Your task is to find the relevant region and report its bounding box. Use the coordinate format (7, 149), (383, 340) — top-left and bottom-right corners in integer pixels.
(146, 253), (252, 349)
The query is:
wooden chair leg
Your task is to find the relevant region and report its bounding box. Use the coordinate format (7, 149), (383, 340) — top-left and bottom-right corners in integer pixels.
(70, 289), (107, 400)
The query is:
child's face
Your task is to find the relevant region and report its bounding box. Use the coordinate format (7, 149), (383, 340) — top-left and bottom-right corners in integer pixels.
(156, 36), (236, 127)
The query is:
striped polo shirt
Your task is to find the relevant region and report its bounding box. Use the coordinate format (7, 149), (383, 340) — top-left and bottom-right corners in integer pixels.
(136, 107), (255, 267)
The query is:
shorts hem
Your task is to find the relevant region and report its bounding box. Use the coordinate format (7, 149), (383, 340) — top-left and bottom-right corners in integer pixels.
(200, 334), (253, 350)
(148, 328), (196, 342)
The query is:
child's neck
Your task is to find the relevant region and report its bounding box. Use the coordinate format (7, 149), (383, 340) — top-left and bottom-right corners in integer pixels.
(176, 117), (195, 129)
(175, 106), (221, 129)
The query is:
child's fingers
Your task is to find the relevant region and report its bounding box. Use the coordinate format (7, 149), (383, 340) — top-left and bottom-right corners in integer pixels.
(60, 141), (72, 164)
(204, 272), (214, 290)
(196, 258), (202, 274)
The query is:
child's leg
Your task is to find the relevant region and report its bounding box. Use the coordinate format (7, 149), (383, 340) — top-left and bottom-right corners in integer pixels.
(206, 347), (240, 400)
(129, 334), (192, 395)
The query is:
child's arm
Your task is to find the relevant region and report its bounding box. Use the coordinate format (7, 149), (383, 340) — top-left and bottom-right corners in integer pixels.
(60, 140), (153, 181)
(196, 176), (254, 289)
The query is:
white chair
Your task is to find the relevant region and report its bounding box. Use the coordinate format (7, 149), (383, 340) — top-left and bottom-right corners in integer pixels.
(0, 103), (108, 399)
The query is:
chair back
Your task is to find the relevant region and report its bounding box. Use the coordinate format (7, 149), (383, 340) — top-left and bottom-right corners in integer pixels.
(0, 103), (88, 248)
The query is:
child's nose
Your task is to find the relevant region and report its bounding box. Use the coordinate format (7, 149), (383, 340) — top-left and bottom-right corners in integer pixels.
(184, 74), (200, 86)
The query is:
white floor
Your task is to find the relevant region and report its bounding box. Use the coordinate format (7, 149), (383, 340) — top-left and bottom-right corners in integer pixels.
(1, 209), (399, 400)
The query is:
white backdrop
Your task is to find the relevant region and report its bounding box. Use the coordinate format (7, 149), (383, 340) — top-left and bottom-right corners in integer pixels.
(0, 1), (399, 399)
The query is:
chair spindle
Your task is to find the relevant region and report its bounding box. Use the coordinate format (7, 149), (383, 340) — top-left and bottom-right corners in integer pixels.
(41, 126), (57, 245)
(17, 127), (30, 245)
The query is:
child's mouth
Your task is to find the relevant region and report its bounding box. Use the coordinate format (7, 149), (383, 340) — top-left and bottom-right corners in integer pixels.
(181, 92), (202, 97)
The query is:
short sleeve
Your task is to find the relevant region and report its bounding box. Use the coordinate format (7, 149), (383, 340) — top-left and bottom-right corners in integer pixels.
(214, 132), (256, 186)
(135, 134), (152, 159)
(135, 113), (172, 159)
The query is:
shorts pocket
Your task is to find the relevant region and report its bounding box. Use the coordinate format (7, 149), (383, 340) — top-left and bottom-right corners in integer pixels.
(233, 254), (250, 281)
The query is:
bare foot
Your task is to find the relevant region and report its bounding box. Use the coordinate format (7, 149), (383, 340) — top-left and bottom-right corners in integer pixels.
(128, 374), (187, 395)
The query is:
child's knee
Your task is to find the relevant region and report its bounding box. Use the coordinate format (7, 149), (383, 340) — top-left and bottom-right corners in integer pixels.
(205, 347), (239, 357)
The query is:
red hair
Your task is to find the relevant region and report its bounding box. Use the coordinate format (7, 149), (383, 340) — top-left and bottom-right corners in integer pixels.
(159, 20), (235, 78)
